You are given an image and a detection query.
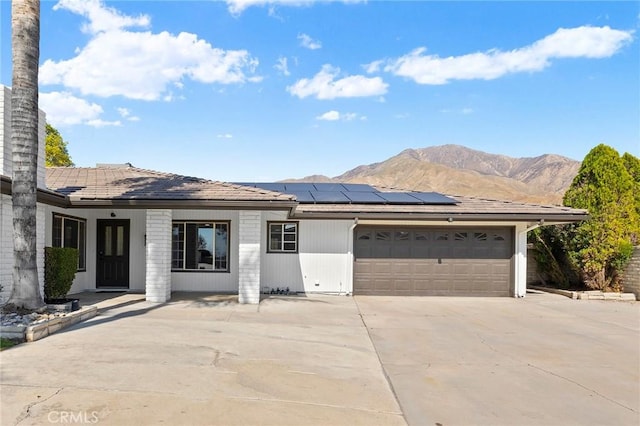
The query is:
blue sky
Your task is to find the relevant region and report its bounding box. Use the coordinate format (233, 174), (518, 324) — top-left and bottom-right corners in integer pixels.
(1, 0), (638, 181)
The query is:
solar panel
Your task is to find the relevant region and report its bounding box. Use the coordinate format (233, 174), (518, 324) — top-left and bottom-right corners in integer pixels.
(410, 192), (458, 204)
(311, 191), (351, 203)
(341, 183), (378, 192)
(235, 182), (458, 206)
(344, 191), (386, 203)
(377, 192), (422, 204)
(312, 183), (347, 192)
(283, 183), (316, 192)
(288, 191), (315, 202)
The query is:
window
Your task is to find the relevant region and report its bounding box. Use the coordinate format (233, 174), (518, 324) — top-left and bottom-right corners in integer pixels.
(376, 231), (391, 241)
(171, 222), (229, 271)
(395, 231), (410, 241)
(268, 222), (298, 253)
(52, 213), (86, 271)
(356, 230), (371, 240)
(414, 232), (429, 241)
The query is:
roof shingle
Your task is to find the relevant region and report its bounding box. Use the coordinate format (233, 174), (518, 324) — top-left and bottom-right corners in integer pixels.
(46, 166), (295, 203)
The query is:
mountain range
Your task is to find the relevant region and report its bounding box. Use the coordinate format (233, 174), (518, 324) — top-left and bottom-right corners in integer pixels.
(287, 144), (581, 205)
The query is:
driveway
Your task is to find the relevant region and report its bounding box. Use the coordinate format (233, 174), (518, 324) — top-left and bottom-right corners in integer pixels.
(356, 292), (640, 426)
(1, 293), (404, 426)
(1, 292), (638, 426)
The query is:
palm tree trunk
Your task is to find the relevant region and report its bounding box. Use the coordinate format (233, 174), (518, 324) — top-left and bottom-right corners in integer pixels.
(8, 0), (43, 310)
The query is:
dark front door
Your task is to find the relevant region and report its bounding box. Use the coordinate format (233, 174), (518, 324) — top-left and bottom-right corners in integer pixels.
(96, 219), (130, 288)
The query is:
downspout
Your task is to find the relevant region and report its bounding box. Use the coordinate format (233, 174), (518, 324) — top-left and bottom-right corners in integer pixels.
(344, 217), (358, 296)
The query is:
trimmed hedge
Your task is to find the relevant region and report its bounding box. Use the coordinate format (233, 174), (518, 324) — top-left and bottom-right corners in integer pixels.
(44, 247), (78, 300)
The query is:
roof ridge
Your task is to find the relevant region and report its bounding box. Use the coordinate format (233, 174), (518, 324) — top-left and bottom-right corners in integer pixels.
(112, 166), (295, 200)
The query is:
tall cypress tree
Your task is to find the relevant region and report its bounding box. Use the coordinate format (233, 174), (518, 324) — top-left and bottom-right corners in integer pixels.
(563, 144), (639, 290)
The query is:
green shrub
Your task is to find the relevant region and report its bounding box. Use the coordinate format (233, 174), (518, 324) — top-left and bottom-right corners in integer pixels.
(44, 247), (78, 300)
(563, 145), (639, 290)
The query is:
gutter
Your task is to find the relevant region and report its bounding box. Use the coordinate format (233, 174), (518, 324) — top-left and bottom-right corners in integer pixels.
(1, 175), (69, 207)
(289, 211), (589, 223)
(65, 198), (298, 211)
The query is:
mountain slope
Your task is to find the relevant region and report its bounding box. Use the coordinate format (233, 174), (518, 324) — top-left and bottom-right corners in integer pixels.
(288, 145), (580, 205)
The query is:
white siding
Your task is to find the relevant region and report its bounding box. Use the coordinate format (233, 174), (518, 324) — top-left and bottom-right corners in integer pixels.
(171, 210), (239, 292)
(261, 212), (354, 294)
(44, 207), (147, 293)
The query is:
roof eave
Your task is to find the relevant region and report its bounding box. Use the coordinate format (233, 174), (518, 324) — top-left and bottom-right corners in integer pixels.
(290, 211), (589, 222)
(2, 175), (70, 207)
(66, 198), (298, 211)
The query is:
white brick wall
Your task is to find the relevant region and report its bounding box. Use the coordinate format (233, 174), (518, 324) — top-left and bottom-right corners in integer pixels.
(37, 204), (45, 297)
(0, 195), (45, 303)
(238, 210), (261, 304)
(0, 87), (11, 178)
(145, 209), (172, 303)
(0, 195), (12, 303)
(37, 108), (46, 188)
(0, 86), (47, 303)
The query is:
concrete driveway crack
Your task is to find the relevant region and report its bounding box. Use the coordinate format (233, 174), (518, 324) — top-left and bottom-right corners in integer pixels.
(475, 333), (636, 413)
(526, 363), (637, 413)
(354, 297), (408, 425)
(14, 387), (64, 426)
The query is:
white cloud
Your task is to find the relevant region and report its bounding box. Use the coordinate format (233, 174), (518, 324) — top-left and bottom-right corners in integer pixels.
(226, 0), (365, 16)
(317, 110), (340, 121)
(363, 60), (383, 74)
(288, 65), (388, 100)
(217, 133), (234, 139)
(298, 33), (322, 50)
(316, 110), (364, 121)
(39, 91), (115, 127)
(86, 118), (122, 128)
(54, 0), (150, 34)
(41, 0), (260, 101)
(274, 56), (291, 76)
(117, 107), (140, 121)
(383, 26), (633, 85)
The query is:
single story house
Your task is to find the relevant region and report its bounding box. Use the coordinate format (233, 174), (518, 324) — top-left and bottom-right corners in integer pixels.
(0, 87), (588, 304)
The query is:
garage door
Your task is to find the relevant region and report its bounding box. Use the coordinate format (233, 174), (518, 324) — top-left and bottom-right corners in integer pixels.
(354, 227), (513, 296)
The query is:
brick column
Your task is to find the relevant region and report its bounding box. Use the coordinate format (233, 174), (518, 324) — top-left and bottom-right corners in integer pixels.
(622, 246), (640, 300)
(145, 209), (172, 303)
(0, 195), (12, 303)
(37, 204), (45, 297)
(238, 210), (261, 304)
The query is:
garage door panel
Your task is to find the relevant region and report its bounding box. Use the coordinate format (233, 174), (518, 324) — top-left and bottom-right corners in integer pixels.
(354, 226), (513, 296)
(394, 280), (412, 291)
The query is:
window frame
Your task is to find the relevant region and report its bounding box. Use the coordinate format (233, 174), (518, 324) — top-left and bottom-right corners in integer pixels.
(267, 221), (299, 254)
(171, 220), (230, 272)
(52, 213), (87, 272)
